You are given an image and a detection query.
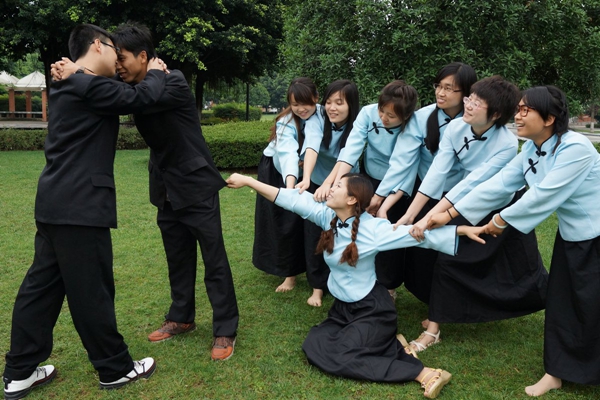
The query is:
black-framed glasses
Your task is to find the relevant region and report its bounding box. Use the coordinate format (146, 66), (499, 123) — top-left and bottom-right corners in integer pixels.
(516, 104), (536, 117)
(89, 40), (120, 54)
(433, 83), (461, 93)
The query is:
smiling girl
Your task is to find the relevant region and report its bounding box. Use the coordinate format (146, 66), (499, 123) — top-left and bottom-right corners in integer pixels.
(433, 86), (600, 396)
(297, 80), (360, 307)
(228, 172), (487, 398)
(314, 80), (420, 300)
(253, 77), (323, 292)
(376, 62), (477, 302)
(399, 76), (548, 354)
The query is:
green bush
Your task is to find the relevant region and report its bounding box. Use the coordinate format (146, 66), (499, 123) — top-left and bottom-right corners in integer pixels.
(0, 94), (42, 112)
(212, 103), (262, 121)
(0, 120), (273, 168)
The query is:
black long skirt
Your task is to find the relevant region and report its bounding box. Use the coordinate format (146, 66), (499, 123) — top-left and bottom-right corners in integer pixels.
(302, 283), (424, 382)
(428, 207), (548, 323)
(252, 155), (306, 277)
(403, 194), (440, 304)
(366, 174), (411, 290)
(544, 232), (600, 385)
(302, 180), (329, 290)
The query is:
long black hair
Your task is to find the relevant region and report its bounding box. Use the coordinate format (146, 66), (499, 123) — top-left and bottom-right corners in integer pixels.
(425, 62), (477, 155)
(321, 80), (360, 151)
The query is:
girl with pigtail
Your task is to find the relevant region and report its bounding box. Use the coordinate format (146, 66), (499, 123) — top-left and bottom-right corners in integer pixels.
(314, 80), (421, 301)
(427, 86), (600, 397)
(227, 172), (486, 399)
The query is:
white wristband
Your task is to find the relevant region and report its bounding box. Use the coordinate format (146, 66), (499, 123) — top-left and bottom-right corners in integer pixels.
(492, 213), (508, 229)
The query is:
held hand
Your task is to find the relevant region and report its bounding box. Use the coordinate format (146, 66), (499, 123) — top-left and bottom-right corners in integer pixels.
(458, 226), (487, 244)
(295, 179), (311, 194)
(366, 194), (384, 216)
(426, 212), (451, 230)
(51, 58), (77, 81)
(147, 57), (166, 71)
(409, 218), (428, 242)
(313, 184), (331, 202)
(393, 213), (414, 231)
(483, 220), (504, 237)
(226, 173), (251, 189)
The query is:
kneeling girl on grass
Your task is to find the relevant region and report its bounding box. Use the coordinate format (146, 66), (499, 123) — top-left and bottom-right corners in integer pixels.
(227, 172), (486, 398)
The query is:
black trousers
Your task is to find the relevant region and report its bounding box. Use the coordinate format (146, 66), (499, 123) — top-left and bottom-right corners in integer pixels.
(3, 222), (134, 383)
(157, 194), (239, 337)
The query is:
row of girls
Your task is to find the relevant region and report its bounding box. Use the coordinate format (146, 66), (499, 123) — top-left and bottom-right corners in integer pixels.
(246, 64), (598, 397)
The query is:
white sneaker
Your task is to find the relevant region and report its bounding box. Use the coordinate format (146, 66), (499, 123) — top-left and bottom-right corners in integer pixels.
(3, 365), (57, 400)
(99, 357), (156, 390)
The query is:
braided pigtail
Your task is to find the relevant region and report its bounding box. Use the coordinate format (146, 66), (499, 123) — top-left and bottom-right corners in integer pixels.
(316, 216), (338, 255)
(339, 203), (361, 267)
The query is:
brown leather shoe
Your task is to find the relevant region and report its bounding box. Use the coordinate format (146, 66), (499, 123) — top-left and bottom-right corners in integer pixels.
(211, 336), (236, 360)
(148, 320), (196, 343)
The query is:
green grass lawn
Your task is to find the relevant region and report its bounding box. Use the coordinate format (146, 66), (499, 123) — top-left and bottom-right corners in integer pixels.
(0, 150), (598, 399)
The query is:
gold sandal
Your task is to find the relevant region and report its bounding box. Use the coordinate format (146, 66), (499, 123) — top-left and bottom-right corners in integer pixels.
(397, 334), (419, 359)
(410, 330), (441, 353)
(421, 369), (452, 399)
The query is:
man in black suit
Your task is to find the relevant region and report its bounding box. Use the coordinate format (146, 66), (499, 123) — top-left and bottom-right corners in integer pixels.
(2, 24), (166, 399)
(111, 24), (239, 360)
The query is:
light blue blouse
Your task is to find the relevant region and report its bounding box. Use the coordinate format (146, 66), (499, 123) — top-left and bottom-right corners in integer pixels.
(263, 104), (324, 180)
(418, 118), (518, 203)
(337, 104), (420, 195)
(454, 131), (600, 241)
(386, 103), (465, 196)
(274, 188), (459, 302)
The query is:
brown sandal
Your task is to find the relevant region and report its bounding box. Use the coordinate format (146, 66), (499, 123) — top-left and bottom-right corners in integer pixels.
(397, 334), (419, 359)
(421, 369), (452, 399)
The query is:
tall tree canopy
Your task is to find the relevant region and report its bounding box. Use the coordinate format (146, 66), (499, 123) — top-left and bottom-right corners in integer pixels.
(283, 0), (600, 111)
(0, 0), (284, 110)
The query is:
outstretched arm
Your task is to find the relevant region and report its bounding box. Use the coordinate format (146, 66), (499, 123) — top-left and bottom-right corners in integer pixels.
(226, 173), (279, 202)
(457, 225), (486, 244)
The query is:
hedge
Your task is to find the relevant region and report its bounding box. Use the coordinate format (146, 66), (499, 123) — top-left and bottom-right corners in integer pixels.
(0, 120), (274, 169)
(212, 103), (262, 121)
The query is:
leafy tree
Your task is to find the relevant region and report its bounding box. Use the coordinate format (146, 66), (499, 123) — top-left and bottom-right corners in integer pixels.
(1, 0), (284, 111)
(283, 0), (600, 112)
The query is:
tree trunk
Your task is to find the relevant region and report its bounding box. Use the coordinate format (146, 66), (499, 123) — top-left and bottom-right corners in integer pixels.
(195, 76), (205, 117)
(591, 103), (596, 133)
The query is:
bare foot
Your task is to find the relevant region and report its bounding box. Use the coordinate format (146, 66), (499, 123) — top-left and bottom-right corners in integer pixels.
(421, 318), (430, 329)
(307, 289), (323, 307)
(525, 374), (562, 397)
(275, 276), (296, 292)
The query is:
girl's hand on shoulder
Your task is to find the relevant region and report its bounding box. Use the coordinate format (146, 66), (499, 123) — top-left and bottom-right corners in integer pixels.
(226, 173), (251, 189)
(295, 179), (311, 194)
(393, 213), (414, 230)
(408, 218), (428, 242)
(366, 194), (384, 216)
(427, 212), (451, 230)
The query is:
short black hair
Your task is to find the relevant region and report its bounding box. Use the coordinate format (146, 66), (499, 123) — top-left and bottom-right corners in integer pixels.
(112, 22), (157, 58)
(377, 80), (418, 131)
(68, 24), (113, 61)
(471, 76), (520, 128)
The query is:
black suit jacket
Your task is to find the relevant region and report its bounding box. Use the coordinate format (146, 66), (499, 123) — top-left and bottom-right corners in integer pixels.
(35, 70), (166, 228)
(134, 70), (226, 211)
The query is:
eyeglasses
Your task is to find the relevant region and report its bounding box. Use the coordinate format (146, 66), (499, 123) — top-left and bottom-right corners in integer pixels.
(89, 40), (120, 54)
(433, 83), (461, 93)
(516, 104), (536, 117)
(463, 96), (487, 110)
